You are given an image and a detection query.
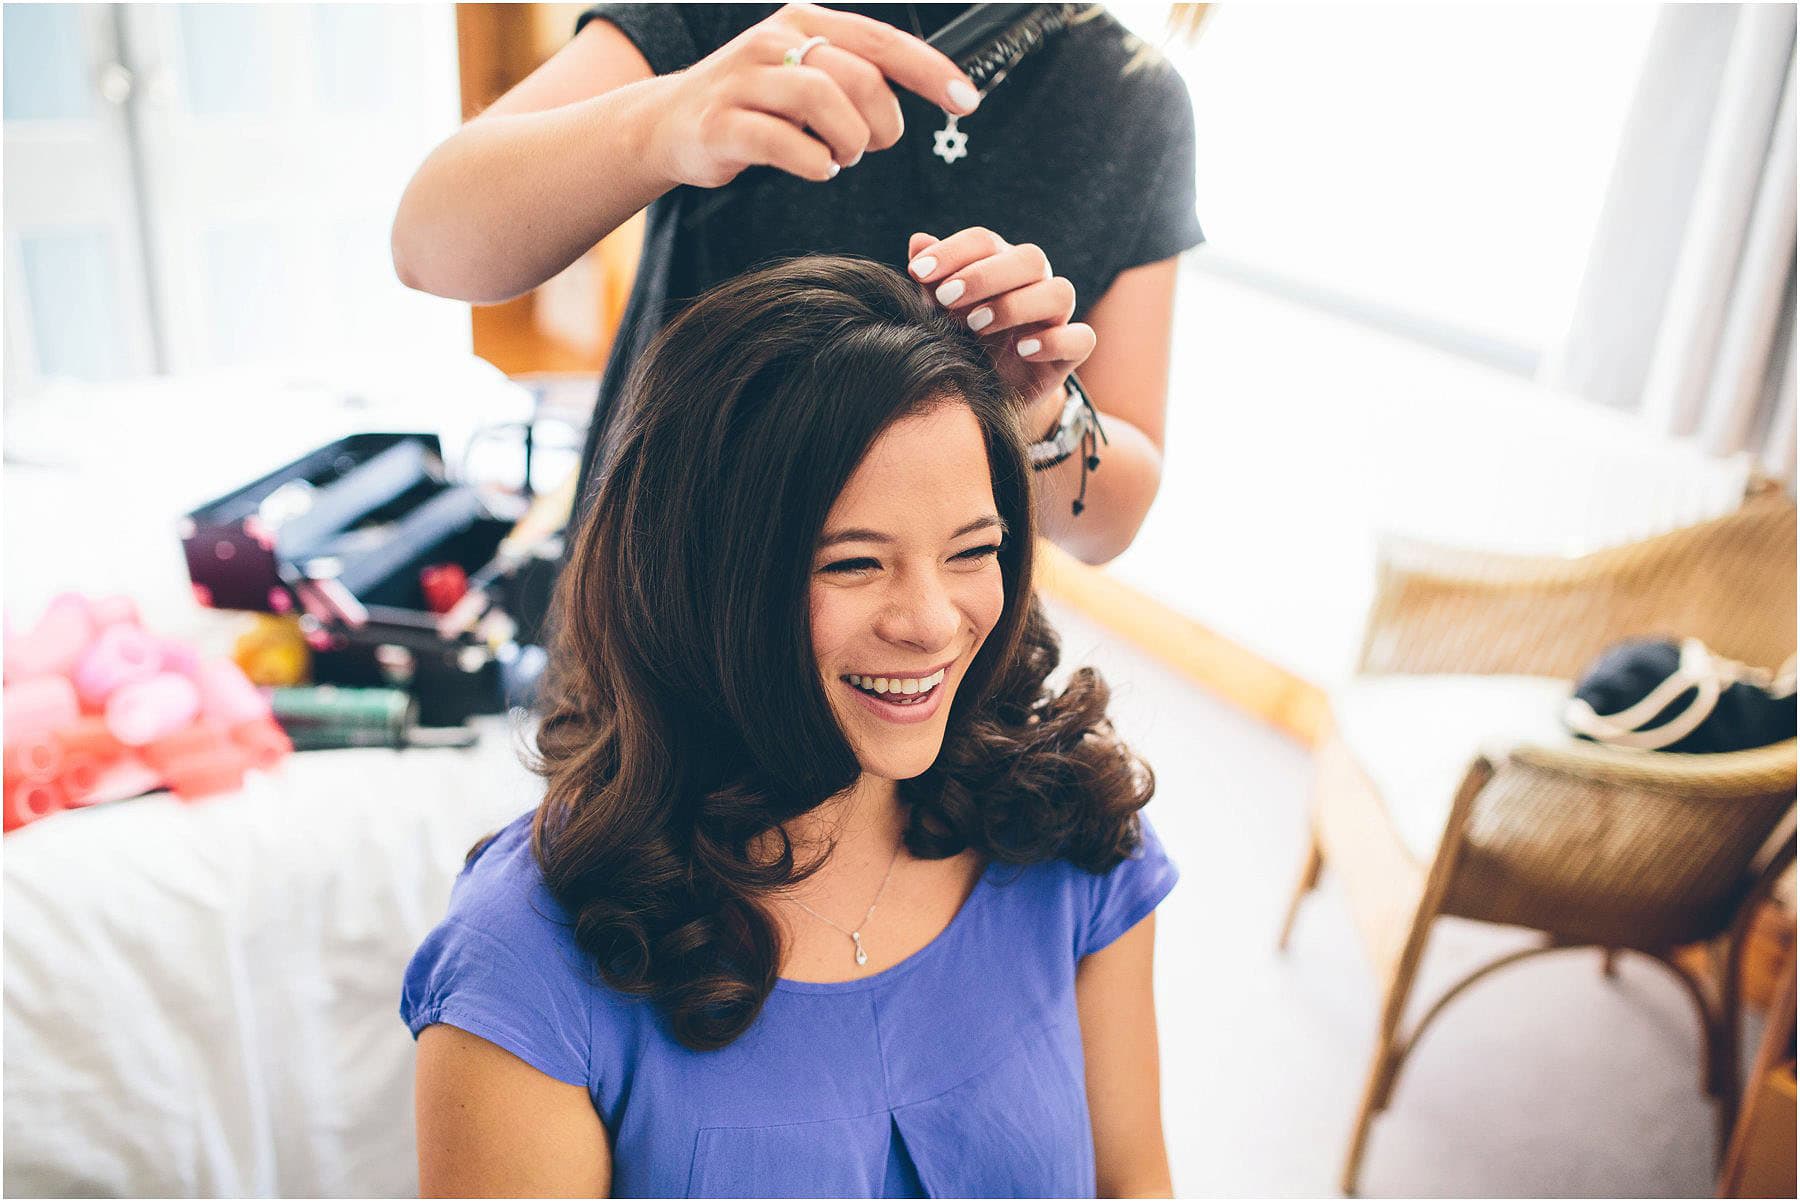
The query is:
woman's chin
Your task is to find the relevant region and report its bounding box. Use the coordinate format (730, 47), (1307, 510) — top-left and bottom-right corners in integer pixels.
(840, 717), (951, 782)
(855, 747), (943, 783)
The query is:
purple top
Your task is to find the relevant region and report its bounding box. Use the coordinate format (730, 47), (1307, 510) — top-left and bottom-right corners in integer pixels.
(401, 809), (1179, 1198)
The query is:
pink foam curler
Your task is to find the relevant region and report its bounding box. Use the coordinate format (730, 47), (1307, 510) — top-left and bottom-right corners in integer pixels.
(7, 594), (97, 681)
(196, 659), (271, 727)
(79, 755), (162, 807)
(55, 753), (104, 802)
(159, 639), (202, 680)
(142, 722), (229, 775)
(164, 743), (249, 801)
(72, 624), (162, 709)
(104, 673), (202, 747)
(5, 676), (81, 743)
(54, 715), (126, 762)
(88, 595), (141, 630)
(3, 735), (62, 785)
(4, 777), (64, 833)
(230, 716), (292, 770)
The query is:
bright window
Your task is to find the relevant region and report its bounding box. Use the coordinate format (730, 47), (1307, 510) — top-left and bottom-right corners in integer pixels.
(1115, 3), (1659, 368)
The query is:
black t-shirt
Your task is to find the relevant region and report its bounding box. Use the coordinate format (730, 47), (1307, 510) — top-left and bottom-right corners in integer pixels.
(569, 3), (1205, 522)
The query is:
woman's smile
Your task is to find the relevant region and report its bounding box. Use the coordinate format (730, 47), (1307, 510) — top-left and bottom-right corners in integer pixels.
(839, 659), (956, 724)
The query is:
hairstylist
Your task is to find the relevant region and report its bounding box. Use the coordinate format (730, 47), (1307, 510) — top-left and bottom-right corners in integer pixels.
(392, 4), (1202, 565)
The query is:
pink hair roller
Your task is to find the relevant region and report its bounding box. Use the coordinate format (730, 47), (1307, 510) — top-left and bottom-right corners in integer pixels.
(142, 722), (229, 775)
(5, 676), (81, 743)
(6, 594), (97, 681)
(164, 743), (248, 801)
(5, 777), (64, 833)
(196, 659), (271, 727)
(3, 735), (62, 785)
(160, 639), (202, 679)
(81, 755), (161, 807)
(55, 753), (104, 803)
(105, 673), (202, 747)
(55, 715), (126, 761)
(88, 595), (142, 630)
(72, 624), (162, 709)
(230, 716), (292, 770)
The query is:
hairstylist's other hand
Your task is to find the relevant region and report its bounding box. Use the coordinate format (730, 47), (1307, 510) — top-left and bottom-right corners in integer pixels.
(907, 229), (1096, 411)
(649, 4), (980, 190)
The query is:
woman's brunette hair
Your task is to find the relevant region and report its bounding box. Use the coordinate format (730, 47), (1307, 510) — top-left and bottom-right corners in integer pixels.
(527, 256), (1153, 1051)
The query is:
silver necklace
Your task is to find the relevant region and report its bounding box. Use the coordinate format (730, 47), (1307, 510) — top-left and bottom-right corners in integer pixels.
(785, 838), (904, 966)
(913, 5), (1036, 165)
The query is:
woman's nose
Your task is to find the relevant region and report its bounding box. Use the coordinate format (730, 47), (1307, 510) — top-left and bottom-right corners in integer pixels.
(873, 570), (961, 651)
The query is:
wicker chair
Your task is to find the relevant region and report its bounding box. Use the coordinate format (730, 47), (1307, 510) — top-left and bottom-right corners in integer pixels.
(1279, 481), (1798, 1195)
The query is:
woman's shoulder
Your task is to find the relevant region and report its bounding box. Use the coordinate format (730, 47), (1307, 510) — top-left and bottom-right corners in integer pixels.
(438, 810), (577, 952)
(401, 809), (641, 1087)
(1063, 10), (1191, 96)
(994, 809), (1179, 961)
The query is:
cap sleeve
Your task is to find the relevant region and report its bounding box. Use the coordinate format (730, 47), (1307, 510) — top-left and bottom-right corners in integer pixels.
(1121, 68), (1206, 270)
(402, 917), (591, 1087)
(1078, 811), (1180, 959)
(400, 828), (594, 1088)
(574, 5), (759, 77)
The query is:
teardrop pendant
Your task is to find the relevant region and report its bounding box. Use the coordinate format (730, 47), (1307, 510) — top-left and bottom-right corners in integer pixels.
(852, 931), (868, 966)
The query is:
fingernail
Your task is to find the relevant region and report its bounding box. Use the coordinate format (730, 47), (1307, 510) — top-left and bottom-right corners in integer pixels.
(935, 279), (965, 305)
(909, 255), (937, 279)
(846, 150), (863, 168)
(968, 307), (994, 333)
(947, 80), (980, 112)
(1017, 337), (1042, 357)
(826, 162), (841, 179)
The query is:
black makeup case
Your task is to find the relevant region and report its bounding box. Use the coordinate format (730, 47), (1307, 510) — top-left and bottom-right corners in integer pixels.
(179, 432), (557, 725)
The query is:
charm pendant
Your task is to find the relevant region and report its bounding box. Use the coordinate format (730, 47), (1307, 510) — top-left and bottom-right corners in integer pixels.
(851, 931), (869, 966)
(933, 114), (968, 164)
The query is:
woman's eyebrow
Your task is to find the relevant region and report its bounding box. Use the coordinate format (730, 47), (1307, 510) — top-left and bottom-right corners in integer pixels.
(817, 514), (1006, 549)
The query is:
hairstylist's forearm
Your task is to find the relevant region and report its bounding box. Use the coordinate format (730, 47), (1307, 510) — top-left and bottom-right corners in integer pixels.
(391, 78), (675, 305)
(1031, 406), (1163, 567)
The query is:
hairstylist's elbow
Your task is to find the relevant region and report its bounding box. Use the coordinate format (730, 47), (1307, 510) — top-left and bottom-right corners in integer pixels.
(390, 219), (516, 306)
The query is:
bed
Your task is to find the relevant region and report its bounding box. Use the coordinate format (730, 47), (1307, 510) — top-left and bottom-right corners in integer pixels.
(4, 359), (553, 1196)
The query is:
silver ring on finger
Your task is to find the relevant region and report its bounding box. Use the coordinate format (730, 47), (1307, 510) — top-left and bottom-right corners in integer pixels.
(783, 35), (830, 67)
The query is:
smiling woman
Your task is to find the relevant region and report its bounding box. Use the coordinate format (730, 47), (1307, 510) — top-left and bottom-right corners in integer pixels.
(403, 256), (1178, 1197)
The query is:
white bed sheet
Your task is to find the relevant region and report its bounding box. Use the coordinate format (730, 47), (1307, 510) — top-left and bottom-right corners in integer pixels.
(4, 718), (546, 1197)
(3, 359), (553, 1196)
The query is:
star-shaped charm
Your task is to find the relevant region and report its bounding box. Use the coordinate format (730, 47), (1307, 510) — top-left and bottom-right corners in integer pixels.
(933, 116), (968, 165)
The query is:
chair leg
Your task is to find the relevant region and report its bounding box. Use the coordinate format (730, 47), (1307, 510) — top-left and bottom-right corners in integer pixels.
(1712, 828), (1794, 1158)
(1713, 921), (1746, 1156)
(1276, 823), (1324, 952)
(1341, 1031), (1397, 1196)
(1341, 936), (1429, 1196)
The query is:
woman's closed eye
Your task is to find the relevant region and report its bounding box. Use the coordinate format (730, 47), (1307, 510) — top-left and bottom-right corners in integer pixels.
(817, 544), (1003, 575)
(955, 542), (1004, 564)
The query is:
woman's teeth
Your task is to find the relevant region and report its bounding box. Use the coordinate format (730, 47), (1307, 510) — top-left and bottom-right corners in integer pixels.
(847, 668), (947, 703)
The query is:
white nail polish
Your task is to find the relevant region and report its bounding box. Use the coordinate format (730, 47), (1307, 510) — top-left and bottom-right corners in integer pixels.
(935, 279), (965, 305)
(847, 150), (863, 168)
(909, 255), (937, 279)
(947, 80), (980, 112)
(968, 307), (994, 333)
(1017, 337), (1042, 357)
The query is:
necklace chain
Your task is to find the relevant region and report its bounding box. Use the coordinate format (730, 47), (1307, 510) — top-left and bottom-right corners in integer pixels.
(784, 837), (904, 966)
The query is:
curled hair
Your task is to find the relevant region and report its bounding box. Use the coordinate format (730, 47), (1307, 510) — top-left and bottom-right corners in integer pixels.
(526, 256), (1153, 1051)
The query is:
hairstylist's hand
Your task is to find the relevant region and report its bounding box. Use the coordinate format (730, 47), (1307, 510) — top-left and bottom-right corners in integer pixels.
(648, 4), (980, 190)
(907, 229), (1097, 411)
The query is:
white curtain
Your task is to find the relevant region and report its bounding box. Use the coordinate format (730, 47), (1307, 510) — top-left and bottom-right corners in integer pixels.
(1541, 4), (1797, 490)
